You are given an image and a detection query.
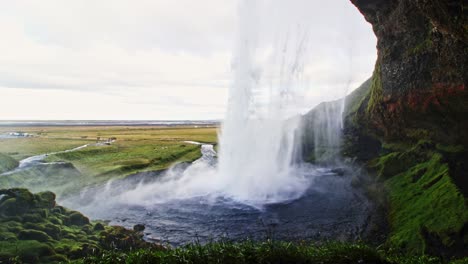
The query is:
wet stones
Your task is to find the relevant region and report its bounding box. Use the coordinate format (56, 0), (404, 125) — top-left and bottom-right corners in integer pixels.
(133, 224), (145, 232)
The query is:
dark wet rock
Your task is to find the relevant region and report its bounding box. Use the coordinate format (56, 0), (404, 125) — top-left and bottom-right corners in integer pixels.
(100, 225), (164, 251)
(330, 168), (346, 176)
(350, 0), (467, 147)
(93, 222), (105, 231)
(133, 224), (145, 232)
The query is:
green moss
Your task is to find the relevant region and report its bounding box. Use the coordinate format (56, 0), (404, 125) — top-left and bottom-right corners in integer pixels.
(0, 188), (155, 263)
(0, 240), (55, 263)
(369, 142), (429, 181)
(385, 153), (468, 254)
(406, 37), (433, 57)
(67, 211), (91, 226)
(0, 232), (17, 242)
(435, 144), (465, 153)
(18, 229), (52, 242)
(366, 63), (383, 115)
(0, 221), (23, 233)
(23, 213), (45, 223)
(0, 153), (19, 173)
(343, 78), (372, 118)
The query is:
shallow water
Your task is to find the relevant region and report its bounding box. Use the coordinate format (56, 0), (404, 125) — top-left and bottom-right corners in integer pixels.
(63, 145), (371, 246)
(97, 175), (367, 246)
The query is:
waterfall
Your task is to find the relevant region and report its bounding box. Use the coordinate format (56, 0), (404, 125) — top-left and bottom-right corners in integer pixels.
(305, 99), (344, 164)
(216, 0), (311, 203)
(75, 0), (361, 208)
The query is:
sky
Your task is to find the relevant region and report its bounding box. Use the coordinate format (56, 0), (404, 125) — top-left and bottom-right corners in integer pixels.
(0, 0), (377, 120)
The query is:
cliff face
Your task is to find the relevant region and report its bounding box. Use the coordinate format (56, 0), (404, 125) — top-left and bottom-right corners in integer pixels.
(350, 0), (467, 146)
(342, 0), (468, 257)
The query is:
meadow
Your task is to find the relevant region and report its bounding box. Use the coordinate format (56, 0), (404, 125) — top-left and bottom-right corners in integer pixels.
(0, 125), (218, 194)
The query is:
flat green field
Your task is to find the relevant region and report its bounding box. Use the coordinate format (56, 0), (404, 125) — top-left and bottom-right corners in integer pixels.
(0, 126), (218, 193)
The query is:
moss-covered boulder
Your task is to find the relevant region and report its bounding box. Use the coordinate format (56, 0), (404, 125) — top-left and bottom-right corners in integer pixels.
(18, 229), (52, 242)
(67, 211), (90, 226)
(0, 188), (161, 263)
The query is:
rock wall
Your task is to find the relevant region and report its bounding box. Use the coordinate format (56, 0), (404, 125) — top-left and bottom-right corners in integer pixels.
(350, 0), (467, 146)
(302, 0), (467, 257)
(343, 0), (468, 257)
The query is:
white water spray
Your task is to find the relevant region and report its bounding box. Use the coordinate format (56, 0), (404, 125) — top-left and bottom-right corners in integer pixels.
(67, 0), (369, 211)
(216, 0), (310, 202)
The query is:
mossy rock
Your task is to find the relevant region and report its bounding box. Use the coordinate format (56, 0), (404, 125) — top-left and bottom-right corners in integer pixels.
(1, 220), (23, 233)
(23, 212), (45, 223)
(18, 229), (52, 242)
(0, 197), (20, 216)
(69, 243), (100, 259)
(44, 223), (62, 240)
(93, 222), (105, 231)
(67, 211), (90, 226)
(0, 231), (17, 242)
(0, 240), (55, 263)
(0, 188), (156, 262)
(23, 222), (45, 231)
(51, 205), (66, 215)
(0, 188), (36, 216)
(49, 216), (63, 225)
(133, 224), (145, 232)
(35, 191), (56, 208)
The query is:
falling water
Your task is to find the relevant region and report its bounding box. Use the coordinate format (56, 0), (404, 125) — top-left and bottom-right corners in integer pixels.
(216, 0), (310, 203)
(55, 0), (375, 245)
(64, 0), (363, 211)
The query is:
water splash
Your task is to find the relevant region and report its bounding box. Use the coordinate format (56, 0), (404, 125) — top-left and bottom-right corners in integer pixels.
(64, 0), (366, 209)
(216, 0), (310, 203)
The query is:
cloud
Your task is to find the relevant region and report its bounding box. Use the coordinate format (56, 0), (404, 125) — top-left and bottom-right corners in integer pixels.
(0, 0), (376, 120)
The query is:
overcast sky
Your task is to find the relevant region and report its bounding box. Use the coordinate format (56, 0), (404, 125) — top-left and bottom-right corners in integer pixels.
(0, 0), (376, 120)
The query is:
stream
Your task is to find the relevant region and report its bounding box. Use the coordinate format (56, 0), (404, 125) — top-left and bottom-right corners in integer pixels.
(1, 143), (92, 176)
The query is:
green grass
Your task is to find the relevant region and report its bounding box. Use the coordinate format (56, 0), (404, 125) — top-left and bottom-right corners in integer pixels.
(71, 241), (468, 264)
(0, 153), (19, 173)
(0, 137), (93, 161)
(0, 126), (218, 193)
(0, 162), (85, 198)
(71, 241), (385, 264)
(42, 126), (218, 178)
(366, 62), (383, 115)
(45, 141), (201, 178)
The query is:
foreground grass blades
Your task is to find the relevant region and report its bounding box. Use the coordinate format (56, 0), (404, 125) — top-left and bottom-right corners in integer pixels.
(73, 241), (468, 264)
